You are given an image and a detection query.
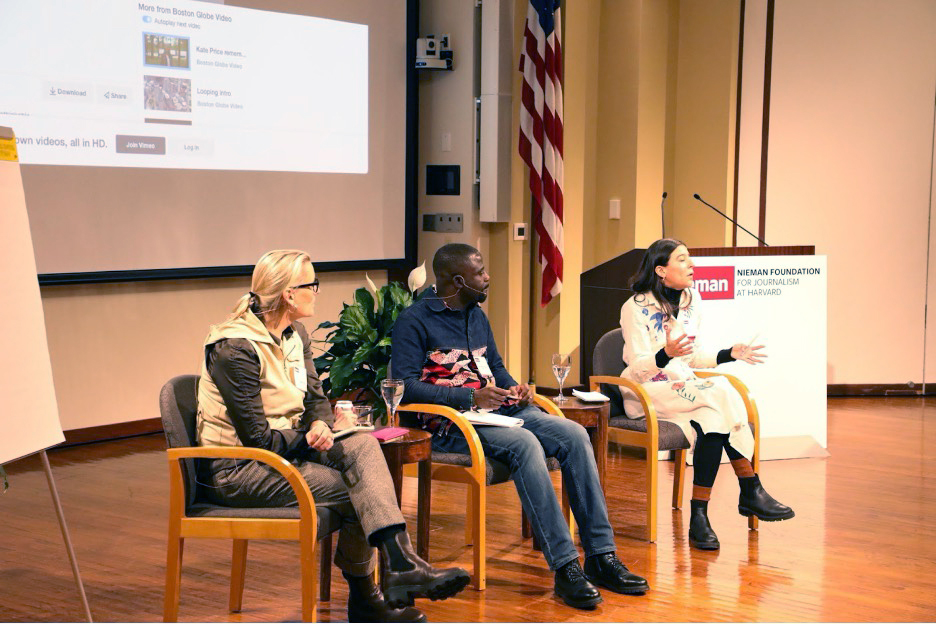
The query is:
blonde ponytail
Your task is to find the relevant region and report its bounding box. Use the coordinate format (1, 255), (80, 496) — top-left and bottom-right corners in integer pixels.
(228, 292), (254, 321)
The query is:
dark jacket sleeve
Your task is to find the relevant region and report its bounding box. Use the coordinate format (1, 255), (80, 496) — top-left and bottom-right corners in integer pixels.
(391, 308), (474, 411)
(294, 322), (335, 430)
(206, 338), (307, 457)
(717, 347), (735, 365)
(484, 313), (517, 389)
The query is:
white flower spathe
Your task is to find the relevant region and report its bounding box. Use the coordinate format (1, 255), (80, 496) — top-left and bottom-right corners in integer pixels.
(408, 261), (427, 293)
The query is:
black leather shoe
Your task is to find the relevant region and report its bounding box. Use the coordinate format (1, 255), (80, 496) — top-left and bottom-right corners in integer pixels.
(688, 500), (720, 551)
(379, 531), (470, 608)
(554, 560), (602, 609)
(344, 573), (427, 623)
(583, 553), (650, 595)
(738, 476), (795, 521)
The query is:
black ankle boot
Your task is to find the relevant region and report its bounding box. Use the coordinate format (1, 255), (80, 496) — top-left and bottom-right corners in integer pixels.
(554, 560), (602, 609)
(344, 573), (427, 623)
(688, 500), (720, 550)
(738, 475), (795, 521)
(583, 553), (650, 594)
(378, 530), (470, 608)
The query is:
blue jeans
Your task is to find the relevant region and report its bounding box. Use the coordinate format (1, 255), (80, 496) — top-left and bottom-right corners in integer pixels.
(432, 405), (616, 570)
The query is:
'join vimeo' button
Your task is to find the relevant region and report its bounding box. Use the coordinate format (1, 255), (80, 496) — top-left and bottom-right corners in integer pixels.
(115, 135), (166, 155)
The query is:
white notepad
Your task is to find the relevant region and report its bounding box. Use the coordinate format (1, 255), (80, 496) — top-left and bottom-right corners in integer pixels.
(333, 425), (376, 439)
(572, 389), (610, 403)
(461, 411), (524, 427)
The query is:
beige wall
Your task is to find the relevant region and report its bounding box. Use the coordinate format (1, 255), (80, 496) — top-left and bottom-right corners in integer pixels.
(764, 0), (936, 385)
(669, 0), (739, 247)
(41, 271), (386, 431)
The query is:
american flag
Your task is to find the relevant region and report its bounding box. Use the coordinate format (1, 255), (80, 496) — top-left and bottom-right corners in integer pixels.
(519, 0), (563, 307)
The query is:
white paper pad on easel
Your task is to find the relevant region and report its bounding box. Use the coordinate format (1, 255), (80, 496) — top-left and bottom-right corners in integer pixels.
(572, 389), (610, 402)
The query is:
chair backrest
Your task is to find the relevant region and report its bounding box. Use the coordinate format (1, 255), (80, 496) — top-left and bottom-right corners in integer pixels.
(592, 328), (627, 417)
(159, 374), (201, 510)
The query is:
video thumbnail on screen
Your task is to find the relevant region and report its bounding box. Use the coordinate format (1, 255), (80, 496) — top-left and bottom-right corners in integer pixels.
(144, 33), (190, 68)
(144, 75), (192, 112)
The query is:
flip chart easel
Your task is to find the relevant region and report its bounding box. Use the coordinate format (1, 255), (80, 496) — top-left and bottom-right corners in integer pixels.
(0, 126), (93, 622)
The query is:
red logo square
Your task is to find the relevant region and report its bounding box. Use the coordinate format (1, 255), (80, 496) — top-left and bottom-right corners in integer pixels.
(693, 266), (734, 300)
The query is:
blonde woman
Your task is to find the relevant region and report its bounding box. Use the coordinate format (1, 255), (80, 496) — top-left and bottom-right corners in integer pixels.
(197, 250), (469, 622)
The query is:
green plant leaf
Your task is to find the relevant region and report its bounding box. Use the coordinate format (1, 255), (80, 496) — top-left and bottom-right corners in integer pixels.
(328, 356), (357, 394)
(354, 288), (376, 323)
(0, 465), (8, 493)
(351, 343), (375, 369)
(340, 304), (378, 344)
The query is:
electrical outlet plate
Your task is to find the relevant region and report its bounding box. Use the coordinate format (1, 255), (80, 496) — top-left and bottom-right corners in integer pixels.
(423, 213), (463, 233)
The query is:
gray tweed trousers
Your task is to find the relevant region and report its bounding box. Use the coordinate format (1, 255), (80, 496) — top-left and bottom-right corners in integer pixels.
(203, 432), (405, 576)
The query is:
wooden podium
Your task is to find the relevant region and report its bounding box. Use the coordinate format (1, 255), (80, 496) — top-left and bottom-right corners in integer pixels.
(578, 245), (815, 384)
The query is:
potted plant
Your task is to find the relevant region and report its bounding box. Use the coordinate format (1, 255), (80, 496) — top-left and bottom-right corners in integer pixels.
(312, 264), (427, 424)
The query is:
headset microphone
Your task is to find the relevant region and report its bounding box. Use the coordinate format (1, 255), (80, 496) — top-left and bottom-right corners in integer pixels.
(456, 276), (487, 296)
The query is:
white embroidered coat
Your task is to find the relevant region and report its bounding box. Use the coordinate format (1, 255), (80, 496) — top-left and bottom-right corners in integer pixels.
(618, 288), (754, 459)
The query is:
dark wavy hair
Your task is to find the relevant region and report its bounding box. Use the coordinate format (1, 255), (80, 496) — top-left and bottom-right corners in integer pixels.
(629, 238), (689, 320)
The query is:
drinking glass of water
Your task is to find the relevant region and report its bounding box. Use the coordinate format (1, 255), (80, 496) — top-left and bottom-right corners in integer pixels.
(381, 379), (405, 426)
(551, 353), (571, 404)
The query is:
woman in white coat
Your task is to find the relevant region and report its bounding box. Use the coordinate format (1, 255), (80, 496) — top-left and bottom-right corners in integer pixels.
(619, 238), (794, 550)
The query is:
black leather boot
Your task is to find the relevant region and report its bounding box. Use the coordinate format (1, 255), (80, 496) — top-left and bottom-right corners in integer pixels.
(738, 475), (795, 521)
(688, 500), (720, 550)
(344, 573), (427, 623)
(378, 530), (470, 609)
(583, 553), (650, 594)
(554, 560), (602, 609)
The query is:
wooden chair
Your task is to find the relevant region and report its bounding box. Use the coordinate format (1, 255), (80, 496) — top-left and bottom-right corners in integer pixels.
(588, 328), (760, 543)
(397, 394), (573, 591)
(159, 375), (340, 623)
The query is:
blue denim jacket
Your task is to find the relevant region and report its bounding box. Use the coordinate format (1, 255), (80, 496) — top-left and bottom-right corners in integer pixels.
(390, 290), (519, 433)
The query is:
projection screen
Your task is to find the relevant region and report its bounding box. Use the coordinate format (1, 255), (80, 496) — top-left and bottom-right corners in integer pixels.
(0, 0), (416, 283)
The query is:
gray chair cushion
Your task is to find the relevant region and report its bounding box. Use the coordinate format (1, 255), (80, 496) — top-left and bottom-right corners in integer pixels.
(608, 416), (690, 450)
(160, 375), (202, 511)
(159, 375), (340, 532)
(432, 452), (561, 485)
(187, 502), (342, 538)
(591, 329), (629, 418)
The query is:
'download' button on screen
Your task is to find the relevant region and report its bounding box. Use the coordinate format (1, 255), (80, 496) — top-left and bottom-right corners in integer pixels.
(116, 135), (166, 155)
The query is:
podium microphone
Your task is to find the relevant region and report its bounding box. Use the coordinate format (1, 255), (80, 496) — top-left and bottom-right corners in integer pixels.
(661, 192), (668, 238)
(692, 193), (769, 246)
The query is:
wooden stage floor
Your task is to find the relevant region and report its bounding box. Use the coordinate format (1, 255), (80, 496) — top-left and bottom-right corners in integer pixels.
(1, 397), (934, 622)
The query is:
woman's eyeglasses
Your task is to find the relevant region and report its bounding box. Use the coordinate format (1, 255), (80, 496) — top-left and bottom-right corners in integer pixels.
(291, 279), (320, 293)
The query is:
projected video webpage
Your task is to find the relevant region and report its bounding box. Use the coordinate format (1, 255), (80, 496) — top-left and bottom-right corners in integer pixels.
(0, 0), (368, 173)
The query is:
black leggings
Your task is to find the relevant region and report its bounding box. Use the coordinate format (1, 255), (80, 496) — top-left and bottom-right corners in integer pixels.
(691, 421), (745, 488)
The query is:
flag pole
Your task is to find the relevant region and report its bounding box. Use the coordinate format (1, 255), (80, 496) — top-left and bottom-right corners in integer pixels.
(527, 196), (538, 389)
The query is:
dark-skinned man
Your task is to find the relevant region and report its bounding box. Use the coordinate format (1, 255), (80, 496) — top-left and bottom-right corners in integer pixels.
(390, 243), (650, 609)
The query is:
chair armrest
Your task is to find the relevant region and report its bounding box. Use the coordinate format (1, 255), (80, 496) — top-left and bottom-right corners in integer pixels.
(397, 404), (486, 484)
(588, 375), (659, 422)
(694, 371), (760, 434)
(533, 393), (564, 417)
(588, 375), (662, 448)
(166, 445), (317, 523)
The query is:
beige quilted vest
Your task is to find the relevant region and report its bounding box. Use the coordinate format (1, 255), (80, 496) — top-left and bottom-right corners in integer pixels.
(196, 311), (306, 447)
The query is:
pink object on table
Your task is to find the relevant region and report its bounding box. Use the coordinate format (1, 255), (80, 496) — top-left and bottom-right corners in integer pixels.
(371, 427), (411, 442)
